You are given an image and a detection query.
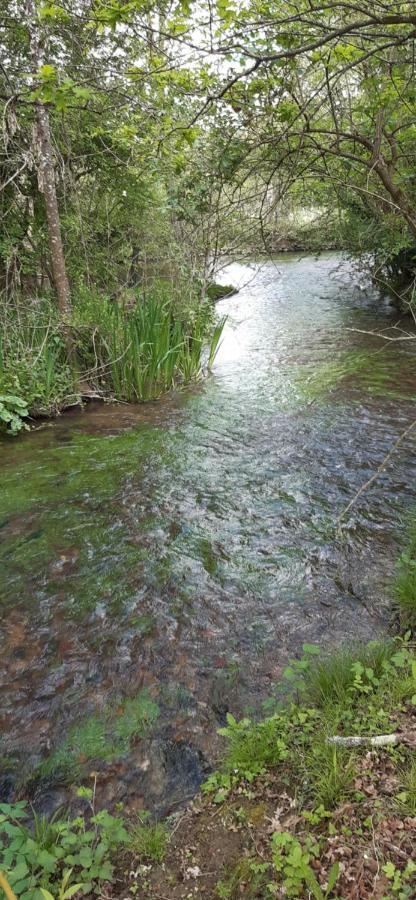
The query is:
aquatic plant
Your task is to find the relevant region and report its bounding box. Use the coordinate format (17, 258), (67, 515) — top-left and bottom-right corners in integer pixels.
(294, 348), (415, 403)
(0, 290), (226, 426)
(39, 691), (159, 782)
(105, 294), (225, 401)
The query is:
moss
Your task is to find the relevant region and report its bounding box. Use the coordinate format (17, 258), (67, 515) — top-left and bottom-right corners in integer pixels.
(206, 283), (237, 303)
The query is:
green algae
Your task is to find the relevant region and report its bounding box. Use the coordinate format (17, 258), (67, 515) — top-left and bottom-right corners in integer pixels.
(293, 348), (416, 402)
(38, 690), (160, 782)
(0, 424), (175, 615)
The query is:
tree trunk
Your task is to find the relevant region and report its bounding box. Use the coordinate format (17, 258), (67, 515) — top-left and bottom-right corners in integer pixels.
(35, 102), (72, 318)
(25, 0), (74, 359)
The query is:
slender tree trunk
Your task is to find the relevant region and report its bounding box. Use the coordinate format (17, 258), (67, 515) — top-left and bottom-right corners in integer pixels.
(25, 0), (74, 358)
(35, 102), (72, 320)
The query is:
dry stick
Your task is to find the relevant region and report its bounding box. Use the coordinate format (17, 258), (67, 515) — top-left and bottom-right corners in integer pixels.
(336, 419), (416, 530)
(0, 871), (17, 900)
(327, 732), (415, 748)
(345, 328), (416, 342)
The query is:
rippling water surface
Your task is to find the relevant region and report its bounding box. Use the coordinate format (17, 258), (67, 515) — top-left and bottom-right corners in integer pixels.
(1, 254), (416, 813)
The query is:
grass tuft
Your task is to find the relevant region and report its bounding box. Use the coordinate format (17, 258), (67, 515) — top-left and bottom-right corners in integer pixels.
(394, 521), (416, 630)
(128, 814), (168, 862)
(304, 640), (395, 708)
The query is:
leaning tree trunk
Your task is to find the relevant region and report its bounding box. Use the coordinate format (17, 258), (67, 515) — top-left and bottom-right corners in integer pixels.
(25, 0), (74, 360)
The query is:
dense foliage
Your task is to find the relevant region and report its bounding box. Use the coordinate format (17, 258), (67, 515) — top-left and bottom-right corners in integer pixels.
(1, 2), (416, 420)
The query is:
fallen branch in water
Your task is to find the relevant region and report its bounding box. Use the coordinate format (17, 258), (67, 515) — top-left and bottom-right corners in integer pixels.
(327, 731), (416, 748)
(345, 327), (416, 341)
(336, 418), (416, 529)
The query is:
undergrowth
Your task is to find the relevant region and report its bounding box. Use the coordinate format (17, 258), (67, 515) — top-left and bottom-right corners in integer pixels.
(0, 639), (415, 898)
(0, 785), (170, 900)
(0, 288), (226, 429)
(395, 515), (416, 630)
(202, 636), (416, 898)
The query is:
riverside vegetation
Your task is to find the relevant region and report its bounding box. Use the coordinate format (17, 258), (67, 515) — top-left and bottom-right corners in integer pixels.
(0, 288), (226, 433)
(0, 637), (415, 899)
(2, 1), (416, 434)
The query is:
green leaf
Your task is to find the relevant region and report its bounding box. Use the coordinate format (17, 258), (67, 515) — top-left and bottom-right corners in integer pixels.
(382, 861), (396, 879)
(8, 861), (29, 881)
(302, 643), (320, 656)
(327, 861), (340, 893)
(39, 64), (56, 80)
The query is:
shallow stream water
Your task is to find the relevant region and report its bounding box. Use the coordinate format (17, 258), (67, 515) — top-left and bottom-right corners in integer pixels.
(1, 254), (416, 814)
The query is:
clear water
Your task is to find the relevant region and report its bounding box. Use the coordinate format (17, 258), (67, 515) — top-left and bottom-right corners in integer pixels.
(1, 254), (416, 814)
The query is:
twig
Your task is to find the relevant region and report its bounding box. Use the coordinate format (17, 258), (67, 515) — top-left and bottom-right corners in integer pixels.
(345, 327), (416, 342)
(327, 731), (416, 747)
(337, 419), (416, 529)
(0, 871), (17, 900)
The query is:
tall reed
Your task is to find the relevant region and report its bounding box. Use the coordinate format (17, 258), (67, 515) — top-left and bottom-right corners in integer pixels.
(106, 295), (225, 401)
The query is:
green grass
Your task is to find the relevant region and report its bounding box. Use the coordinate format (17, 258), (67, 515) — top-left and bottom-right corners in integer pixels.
(128, 814), (168, 862)
(200, 636), (416, 898)
(300, 742), (356, 809)
(304, 640), (396, 708)
(0, 296), (77, 415)
(395, 517), (416, 629)
(205, 637), (416, 808)
(396, 756), (416, 816)
(216, 856), (271, 899)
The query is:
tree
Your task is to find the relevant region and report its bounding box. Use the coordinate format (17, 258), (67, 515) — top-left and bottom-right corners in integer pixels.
(25, 0), (72, 333)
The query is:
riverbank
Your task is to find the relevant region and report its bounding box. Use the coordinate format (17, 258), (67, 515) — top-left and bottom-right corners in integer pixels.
(138, 638), (416, 899)
(1, 634), (415, 899)
(0, 288), (226, 435)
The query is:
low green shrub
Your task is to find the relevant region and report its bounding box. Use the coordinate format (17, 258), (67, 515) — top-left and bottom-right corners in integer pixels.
(217, 712), (289, 779)
(0, 394), (29, 435)
(272, 832), (339, 899)
(0, 799), (128, 899)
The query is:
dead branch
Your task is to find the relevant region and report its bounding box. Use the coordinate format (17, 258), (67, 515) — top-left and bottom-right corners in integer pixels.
(337, 419), (416, 528)
(327, 731), (416, 748)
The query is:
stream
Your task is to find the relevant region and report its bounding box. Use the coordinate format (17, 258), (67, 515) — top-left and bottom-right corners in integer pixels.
(1, 253), (416, 816)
